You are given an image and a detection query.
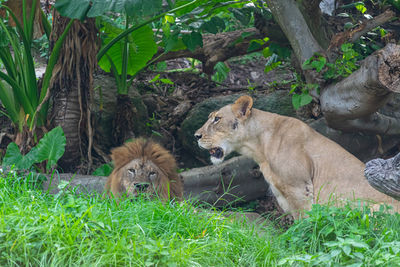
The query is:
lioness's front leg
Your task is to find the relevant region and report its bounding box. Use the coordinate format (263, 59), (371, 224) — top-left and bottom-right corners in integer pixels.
(259, 162), (313, 218)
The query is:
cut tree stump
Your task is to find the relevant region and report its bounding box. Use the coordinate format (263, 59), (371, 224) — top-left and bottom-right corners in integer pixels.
(42, 156), (271, 207)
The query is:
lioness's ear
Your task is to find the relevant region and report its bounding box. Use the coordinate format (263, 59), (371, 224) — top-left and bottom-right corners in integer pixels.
(232, 95), (253, 119)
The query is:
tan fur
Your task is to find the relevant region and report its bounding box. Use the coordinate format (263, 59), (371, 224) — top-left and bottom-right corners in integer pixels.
(105, 138), (183, 201)
(195, 95), (400, 218)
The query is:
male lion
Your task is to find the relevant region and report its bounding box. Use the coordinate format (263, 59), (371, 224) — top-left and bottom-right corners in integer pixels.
(105, 138), (183, 201)
(195, 95), (400, 218)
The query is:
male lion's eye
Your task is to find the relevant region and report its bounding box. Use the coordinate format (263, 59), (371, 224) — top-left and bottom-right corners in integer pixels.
(149, 171), (157, 180)
(213, 116), (221, 123)
(128, 168), (136, 176)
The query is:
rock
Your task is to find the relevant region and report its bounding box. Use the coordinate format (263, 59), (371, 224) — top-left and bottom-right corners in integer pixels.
(179, 91), (296, 165)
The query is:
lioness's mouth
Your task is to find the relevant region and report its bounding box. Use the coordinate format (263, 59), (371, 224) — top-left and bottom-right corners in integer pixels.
(209, 147), (224, 159)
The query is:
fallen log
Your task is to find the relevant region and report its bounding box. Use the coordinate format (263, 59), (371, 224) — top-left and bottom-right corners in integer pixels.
(365, 152), (400, 201)
(320, 43), (400, 134)
(42, 156), (270, 207)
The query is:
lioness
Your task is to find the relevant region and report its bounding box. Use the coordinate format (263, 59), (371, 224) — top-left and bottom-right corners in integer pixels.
(105, 138), (183, 201)
(195, 95), (400, 218)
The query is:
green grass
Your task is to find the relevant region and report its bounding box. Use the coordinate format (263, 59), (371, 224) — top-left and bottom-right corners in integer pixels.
(0, 171), (277, 266)
(1, 171), (400, 266)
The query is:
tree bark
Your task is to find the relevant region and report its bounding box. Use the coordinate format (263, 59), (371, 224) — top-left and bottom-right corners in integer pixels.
(49, 12), (98, 172)
(265, 0), (323, 64)
(320, 43), (400, 134)
(42, 156), (271, 206)
(365, 153), (400, 201)
(297, 0), (331, 49)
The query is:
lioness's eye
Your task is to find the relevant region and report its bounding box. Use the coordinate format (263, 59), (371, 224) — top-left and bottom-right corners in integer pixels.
(213, 116), (221, 123)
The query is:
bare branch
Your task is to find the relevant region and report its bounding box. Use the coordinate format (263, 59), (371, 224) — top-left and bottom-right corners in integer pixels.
(152, 28), (268, 75)
(328, 9), (396, 51)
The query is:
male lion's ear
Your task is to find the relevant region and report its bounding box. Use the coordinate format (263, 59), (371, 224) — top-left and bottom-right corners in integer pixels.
(232, 95), (253, 119)
(110, 146), (128, 169)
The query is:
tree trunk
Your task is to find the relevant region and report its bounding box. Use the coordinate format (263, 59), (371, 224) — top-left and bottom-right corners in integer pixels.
(365, 153), (400, 201)
(297, 0), (331, 49)
(49, 12), (98, 172)
(265, 0), (323, 64)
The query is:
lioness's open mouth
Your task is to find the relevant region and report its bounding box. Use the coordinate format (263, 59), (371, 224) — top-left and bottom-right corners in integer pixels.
(209, 147), (224, 159)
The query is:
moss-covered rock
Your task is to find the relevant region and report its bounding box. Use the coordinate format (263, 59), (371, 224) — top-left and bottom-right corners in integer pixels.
(179, 91), (296, 164)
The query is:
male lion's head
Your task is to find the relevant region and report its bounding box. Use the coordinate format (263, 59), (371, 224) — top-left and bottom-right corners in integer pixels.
(195, 95), (253, 164)
(105, 139), (183, 201)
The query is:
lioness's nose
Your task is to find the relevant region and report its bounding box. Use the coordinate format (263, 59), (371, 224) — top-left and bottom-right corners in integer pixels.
(194, 133), (202, 140)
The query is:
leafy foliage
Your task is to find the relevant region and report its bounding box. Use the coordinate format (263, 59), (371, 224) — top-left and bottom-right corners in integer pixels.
(0, 1), (73, 132)
(388, 0), (400, 10)
(279, 203), (400, 266)
(98, 24), (157, 77)
(263, 43), (291, 73)
(92, 163), (113, 176)
(212, 61), (230, 83)
(182, 31), (203, 52)
(2, 126), (66, 172)
(55, 0), (163, 21)
(303, 43), (360, 81)
(289, 74), (317, 110)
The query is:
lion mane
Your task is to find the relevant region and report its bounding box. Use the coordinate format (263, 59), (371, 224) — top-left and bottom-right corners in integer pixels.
(105, 138), (183, 200)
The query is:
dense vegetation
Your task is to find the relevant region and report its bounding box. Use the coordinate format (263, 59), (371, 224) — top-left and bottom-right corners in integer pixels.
(1, 1), (400, 265)
(1, 172), (400, 266)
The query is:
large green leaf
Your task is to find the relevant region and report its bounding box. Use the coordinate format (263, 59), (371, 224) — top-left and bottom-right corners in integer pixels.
(2, 143), (23, 168)
(35, 126), (66, 171)
(2, 142), (37, 170)
(92, 163), (113, 176)
(123, 0), (163, 19)
(1, 127), (65, 171)
(0, 80), (21, 124)
(55, 0), (162, 20)
(201, 16), (225, 34)
(98, 24), (157, 76)
(182, 31), (203, 52)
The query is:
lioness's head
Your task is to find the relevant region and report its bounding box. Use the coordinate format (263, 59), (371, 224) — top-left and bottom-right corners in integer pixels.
(106, 139), (183, 200)
(195, 95), (253, 164)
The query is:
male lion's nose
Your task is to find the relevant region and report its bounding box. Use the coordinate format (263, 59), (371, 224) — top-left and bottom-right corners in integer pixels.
(194, 133), (202, 140)
(135, 183), (150, 192)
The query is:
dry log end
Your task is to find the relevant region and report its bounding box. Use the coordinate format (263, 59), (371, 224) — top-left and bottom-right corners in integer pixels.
(378, 44), (400, 93)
